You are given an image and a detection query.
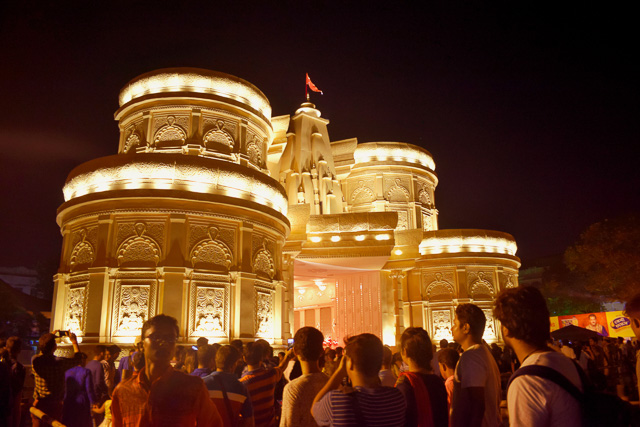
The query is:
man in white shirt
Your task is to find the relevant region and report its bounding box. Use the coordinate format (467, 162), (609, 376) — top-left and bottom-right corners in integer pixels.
(450, 303), (502, 427)
(494, 286), (583, 427)
(280, 327), (328, 427)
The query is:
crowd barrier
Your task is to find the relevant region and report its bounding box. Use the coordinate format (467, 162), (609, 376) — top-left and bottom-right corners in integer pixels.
(29, 407), (66, 427)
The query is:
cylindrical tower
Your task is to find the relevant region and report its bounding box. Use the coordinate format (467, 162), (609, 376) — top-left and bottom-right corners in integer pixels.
(51, 68), (291, 346)
(346, 142), (438, 231)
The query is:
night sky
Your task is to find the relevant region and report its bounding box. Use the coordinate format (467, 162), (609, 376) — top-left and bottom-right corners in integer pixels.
(1, 2), (637, 272)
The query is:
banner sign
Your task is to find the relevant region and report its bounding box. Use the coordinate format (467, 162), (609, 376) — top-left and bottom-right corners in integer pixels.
(550, 311), (634, 338)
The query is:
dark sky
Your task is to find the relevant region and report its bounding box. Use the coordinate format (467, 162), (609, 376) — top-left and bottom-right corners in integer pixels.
(0, 2), (637, 272)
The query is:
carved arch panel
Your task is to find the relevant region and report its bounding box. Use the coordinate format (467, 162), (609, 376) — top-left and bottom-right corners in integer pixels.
(117, 222), (162, 268)
(427, 307), (453, 342)
(64, 278), (89, 336)
(190, 226), (233, 271)
(203, 120), (234, 151)
(467, 271), (495, 300)
(188, 274), (230, 339)
(69, 228), (96, 272)
(255, 288), (275, 338)
(422, 270), (456, 301)
(152, 116), (187, 148)
(112, 275), (158, 337)
(252, 236), (276, 280)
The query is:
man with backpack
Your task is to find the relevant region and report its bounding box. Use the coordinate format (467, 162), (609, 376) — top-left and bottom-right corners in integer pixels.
(494, 286), (583, 426)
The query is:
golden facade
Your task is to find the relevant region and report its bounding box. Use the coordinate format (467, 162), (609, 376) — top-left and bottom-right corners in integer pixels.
(51, 68), (519, 347)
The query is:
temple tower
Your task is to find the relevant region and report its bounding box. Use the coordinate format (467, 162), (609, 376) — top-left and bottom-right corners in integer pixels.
(278, 102), (345, 215)
(52, 68), (291, 346)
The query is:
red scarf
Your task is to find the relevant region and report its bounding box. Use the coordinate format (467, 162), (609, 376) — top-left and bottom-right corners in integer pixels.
(398, 371), (434, 427)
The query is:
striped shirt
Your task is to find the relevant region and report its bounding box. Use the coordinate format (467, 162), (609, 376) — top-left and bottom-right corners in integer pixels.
(203, 371), (253, 427)
(239, 366), (282, 427)
(312, 386), (406, 427)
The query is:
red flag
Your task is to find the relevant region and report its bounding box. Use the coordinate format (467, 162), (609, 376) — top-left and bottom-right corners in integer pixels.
(306, 73), (323, 94)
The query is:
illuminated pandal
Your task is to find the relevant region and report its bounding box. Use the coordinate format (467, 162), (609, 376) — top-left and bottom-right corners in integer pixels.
(419, 233), (518, 256)
(118, 69), (272, 120)
(63, 158), (288, 216)
(353, 142), (436, 171)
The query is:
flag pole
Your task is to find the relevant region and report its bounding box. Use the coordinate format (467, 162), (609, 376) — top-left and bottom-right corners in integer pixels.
(305, 74), (309, 101)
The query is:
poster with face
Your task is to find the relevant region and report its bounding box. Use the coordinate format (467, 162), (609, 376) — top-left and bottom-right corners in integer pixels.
(557, 312), (609, 336)
(553, 311), (634, 338)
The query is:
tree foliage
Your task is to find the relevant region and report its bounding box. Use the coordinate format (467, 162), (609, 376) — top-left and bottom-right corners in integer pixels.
(564, 214), (640, 302)
(536, 257), (601, 316)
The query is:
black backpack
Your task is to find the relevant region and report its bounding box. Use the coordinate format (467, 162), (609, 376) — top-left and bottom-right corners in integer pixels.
(507, 362), (640, 427)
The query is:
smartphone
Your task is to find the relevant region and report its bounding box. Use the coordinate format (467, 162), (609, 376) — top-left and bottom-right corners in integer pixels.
(191, 345), (198, 351)
(57, 330), (69, 338)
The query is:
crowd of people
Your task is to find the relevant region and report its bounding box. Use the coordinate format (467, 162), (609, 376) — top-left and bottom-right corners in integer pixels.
(1, 287), (639, 427)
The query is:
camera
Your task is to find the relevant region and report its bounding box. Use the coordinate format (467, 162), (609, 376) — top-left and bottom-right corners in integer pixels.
(57, 330), (69, 338)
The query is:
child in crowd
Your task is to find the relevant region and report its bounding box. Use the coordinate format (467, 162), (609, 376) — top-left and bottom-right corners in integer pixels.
(92, 399), (113, 427)
(438, 347), (459, 409)
(396, 327), (449, 427)
(378, 346), (396, 387)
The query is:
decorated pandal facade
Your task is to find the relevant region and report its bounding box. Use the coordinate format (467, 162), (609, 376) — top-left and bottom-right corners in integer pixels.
(50, 68), (520, 350)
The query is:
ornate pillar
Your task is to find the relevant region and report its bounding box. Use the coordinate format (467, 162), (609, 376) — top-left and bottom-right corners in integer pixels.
(390, 270), (406, 344)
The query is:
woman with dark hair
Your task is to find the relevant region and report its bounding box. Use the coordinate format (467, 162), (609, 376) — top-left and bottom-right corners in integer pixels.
(396, 327), (448, 427)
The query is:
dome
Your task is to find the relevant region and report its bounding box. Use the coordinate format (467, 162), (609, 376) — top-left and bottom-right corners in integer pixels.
(117, 68), (272, 121)
(353, 142), (435, 171)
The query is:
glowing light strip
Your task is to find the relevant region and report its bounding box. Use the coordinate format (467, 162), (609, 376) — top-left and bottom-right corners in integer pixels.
(63, 162), (287, 215)
(419, 235), (517, 256)
(119, 72), (271, 120)
(354, 143), (435, 171)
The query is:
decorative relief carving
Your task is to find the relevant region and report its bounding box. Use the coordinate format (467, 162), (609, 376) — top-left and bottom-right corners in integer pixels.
(505, 274), (517, 289)
(116, 222), (164, 250)
(422, 271), (455, 300)
(396, 211), (408, 230)
(152, 114), (189, 134)
(202, 116), (237, 140)
(418, 185), (432, 205)
(188, 224), (235, 255)
(431, 310), (453, 341)
(468, 271), (495, 299)
(123, 125), (142, 153)
(203, 120), (234, 150)
(498, 270), (518, 289)
(117, 223), (161, 267)
(425, 272), (455, 300)
(65, 286), (87, 335)
(70, 229), (95, 271)
(385, 179), (410, 202)
(194, 287), (225, 335)
(253, 241), (275, 279)
(255, 290), (274, 337)
(115, 285), (151, 335)
(482, 309), (497, 340)
(153, 116), (186, 147)
(389, 270), (406, 281)
(350, 180), (375, 203)
(422, 212), (432, 231)
(190, 227), (232, 270)
(246, 135), (264, 166)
